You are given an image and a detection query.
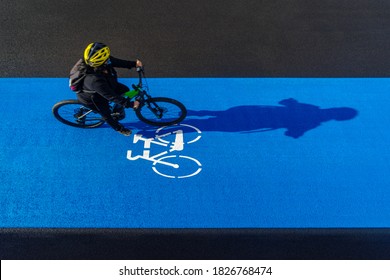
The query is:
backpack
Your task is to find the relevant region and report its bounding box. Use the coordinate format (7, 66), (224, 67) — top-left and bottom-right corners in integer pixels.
(69, 58), (88, 92)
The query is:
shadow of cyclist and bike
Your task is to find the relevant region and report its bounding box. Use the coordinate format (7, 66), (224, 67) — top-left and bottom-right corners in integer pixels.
(123, 98), (358, 139)
(184, 98), (358, 138)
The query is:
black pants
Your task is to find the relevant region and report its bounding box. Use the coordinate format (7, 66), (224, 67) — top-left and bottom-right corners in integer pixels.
(79, 83), (129, 131)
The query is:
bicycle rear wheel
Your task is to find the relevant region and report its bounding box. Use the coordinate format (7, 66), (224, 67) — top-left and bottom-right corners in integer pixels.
(135, 97), (187, 126)
(52, 100), (105, 128)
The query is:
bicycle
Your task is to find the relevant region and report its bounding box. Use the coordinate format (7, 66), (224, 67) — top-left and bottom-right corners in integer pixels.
(52, 67), (187, 128)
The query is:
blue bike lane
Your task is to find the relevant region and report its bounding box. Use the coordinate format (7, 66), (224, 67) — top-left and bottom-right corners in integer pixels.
(1, 77), (390, 228)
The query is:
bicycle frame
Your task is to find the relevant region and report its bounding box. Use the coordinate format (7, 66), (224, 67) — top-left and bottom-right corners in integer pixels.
(75, 69), (166, 122)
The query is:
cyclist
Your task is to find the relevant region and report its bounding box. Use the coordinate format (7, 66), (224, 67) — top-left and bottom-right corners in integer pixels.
(77, 42), (142, 136)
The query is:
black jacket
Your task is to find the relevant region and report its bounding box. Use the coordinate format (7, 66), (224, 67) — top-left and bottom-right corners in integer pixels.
(78, 56), (137, 105)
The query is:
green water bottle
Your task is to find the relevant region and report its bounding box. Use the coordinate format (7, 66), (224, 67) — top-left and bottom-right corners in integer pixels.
(124, 89), (138, 99)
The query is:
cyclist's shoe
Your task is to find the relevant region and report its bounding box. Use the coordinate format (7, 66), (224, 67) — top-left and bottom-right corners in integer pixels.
(118, 127), (132, 136)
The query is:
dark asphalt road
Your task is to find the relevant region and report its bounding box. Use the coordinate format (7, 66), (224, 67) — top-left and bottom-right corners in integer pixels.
(2, 0), (390, 77)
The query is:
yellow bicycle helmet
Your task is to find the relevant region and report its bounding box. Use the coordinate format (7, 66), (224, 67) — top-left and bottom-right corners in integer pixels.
(84, 42), (110, 67)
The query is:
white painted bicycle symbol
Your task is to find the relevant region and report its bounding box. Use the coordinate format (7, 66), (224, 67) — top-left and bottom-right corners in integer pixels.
(126, 124), (202, 179)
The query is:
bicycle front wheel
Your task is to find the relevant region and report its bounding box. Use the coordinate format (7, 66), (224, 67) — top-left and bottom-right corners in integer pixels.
(52, 100), (105, 128)
(135, 97), (187, 126)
